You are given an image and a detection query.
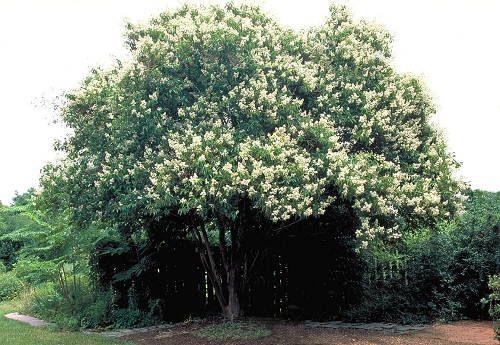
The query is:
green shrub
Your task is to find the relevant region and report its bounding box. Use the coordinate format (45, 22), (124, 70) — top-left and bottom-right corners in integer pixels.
(347, 190), (500, 324)
(22, 282), (64, 320)
(0, 271), (25, 301)
(346, 227), (462, 324)
(0, 261), (6, 274)
(110, 308), (143, 329)
(110, 298), (162, 329)
(20, 274), (161, 330)
(81, 287), (164, 330)
(80, 290), (114, 329)
(104, 283), (162, 329)
(58, 270), (95, 315)
(21, 275), (111, 330)
(14, 257), (57, 286)
(482, 275), (500, 339)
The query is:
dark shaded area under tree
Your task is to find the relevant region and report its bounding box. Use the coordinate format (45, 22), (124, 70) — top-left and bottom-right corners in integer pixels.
(93, 213), (363, 322)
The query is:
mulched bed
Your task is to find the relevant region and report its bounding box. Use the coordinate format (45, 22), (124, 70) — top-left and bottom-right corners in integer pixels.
(121, 319), (499, 345)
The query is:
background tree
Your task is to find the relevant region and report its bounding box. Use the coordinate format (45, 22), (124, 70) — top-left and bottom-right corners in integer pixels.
(0, 189), (37, 270)
(450, 190), (500, 317)
(0, 187), (122, 327)
(39, 3), (465, 320)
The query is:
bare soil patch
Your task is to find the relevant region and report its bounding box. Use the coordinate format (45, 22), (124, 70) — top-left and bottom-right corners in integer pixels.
(122, 319), (498, 345)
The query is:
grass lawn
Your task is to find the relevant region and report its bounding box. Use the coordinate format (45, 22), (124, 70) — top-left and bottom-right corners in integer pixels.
(0, 301), (135, 345)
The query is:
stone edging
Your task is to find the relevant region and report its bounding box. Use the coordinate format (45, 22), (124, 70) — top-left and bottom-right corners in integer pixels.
(5, 311), (428, 337)
(304, 320), (427, 333)
(97, 323), (181, 338)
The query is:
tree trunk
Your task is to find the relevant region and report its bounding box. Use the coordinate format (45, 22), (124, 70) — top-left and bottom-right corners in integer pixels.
(199, 246), (242, 321)
(223, 264), (241, 321)
(189, 198), (268, 321)
(191, 222), (244, 321)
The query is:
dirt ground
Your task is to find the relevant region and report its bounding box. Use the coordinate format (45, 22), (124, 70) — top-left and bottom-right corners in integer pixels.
(122, 319), (499, 345)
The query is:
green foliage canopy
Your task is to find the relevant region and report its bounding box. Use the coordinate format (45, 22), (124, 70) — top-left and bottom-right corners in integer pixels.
(40, 3), (463, 243)
(0, 189), (38, 270)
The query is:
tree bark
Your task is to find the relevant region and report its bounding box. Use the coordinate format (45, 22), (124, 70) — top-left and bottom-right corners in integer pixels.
(223, 263), (241, 321)
(190, 222), (243, 321)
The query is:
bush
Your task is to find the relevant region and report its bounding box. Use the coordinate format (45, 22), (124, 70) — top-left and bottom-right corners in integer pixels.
(21, 278), (98, 330)
(80, 287), (163, 329)
(0, 271), (25, 301)
(18, 271), (162, 330)
(22, 282), (64, 320)
(346, 191), (500, 324)
(13, 257), (57, 286)
(346, 227), (460, 324)
(80, 290), (114, 329)
(482, 275), (500, 339)
(110, 298), (163, 329)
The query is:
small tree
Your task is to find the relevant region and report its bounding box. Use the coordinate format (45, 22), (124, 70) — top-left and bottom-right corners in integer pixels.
(39, 3), (465, 320)
(0, 189), (37, 270)
(483, 275), (500, 339)
(0, 188), (114, 322)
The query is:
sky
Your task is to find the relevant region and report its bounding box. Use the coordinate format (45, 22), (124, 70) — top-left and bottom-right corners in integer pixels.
(0, 0), (499, 204)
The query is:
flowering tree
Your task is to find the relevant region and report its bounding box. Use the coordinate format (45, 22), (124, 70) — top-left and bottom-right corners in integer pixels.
(39, 3), (465, 320)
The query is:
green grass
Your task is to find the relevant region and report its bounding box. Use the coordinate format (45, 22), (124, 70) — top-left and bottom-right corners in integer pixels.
(197, 320), (272, 341)
(0, 301), (135, 345)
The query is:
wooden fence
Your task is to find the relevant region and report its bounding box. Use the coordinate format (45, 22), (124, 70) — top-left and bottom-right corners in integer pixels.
(95, 229), (363, 321)
(364, 250), (409, 287)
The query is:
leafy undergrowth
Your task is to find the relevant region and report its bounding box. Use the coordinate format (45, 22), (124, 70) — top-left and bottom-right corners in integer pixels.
(0, 301), (134, 345)
(197, 320), (272, 341)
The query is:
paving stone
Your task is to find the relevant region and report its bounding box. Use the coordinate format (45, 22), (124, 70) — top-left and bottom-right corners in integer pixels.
(4, 313), (55, 327)
(102, 318), (428, 338)
(102, 323), (178, 337)
(304, 320), (427, 333)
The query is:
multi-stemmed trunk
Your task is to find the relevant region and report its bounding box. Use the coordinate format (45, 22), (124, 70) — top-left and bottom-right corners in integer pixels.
(191, 222), (245, 321)
(189, 198), (266, 321)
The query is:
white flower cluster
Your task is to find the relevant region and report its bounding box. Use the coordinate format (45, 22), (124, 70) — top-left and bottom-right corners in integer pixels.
(148, 116), (347, 222)
(48, 3), (466, 244)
